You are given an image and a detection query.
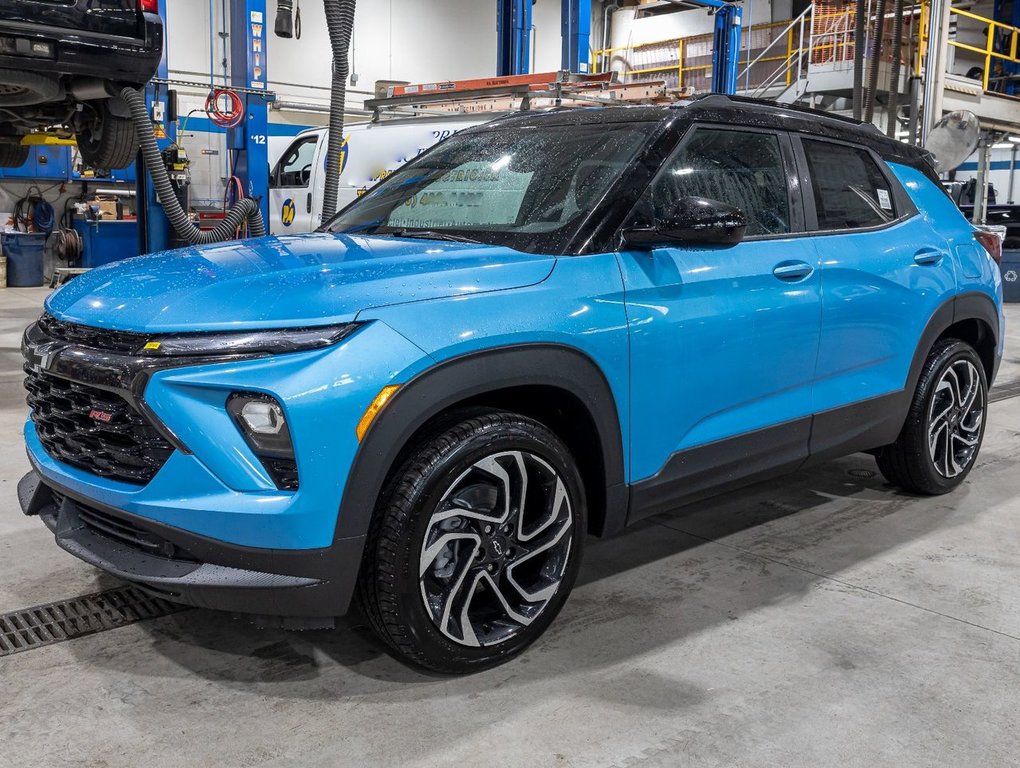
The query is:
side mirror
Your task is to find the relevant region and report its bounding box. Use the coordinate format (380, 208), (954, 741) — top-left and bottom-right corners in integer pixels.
(623, 196), (748, 248)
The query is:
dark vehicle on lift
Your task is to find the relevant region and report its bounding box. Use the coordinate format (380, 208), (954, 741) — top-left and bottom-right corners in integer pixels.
(0, 0), (163, 169)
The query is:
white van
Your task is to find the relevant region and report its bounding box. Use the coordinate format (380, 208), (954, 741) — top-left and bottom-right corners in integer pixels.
(268, 114), (494, 234)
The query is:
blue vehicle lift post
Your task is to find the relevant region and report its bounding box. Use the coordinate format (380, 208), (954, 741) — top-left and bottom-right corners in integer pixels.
(707, 0), (742, 94)
(228, 0), (271, 230)
(561, 0), (592, 73)
(497, 0), (533, 76)
(137, 0), (270, 254)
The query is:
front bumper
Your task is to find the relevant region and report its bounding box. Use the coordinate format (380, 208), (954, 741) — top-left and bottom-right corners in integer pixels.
(18, 470), (364, 621)
(21, 316), (429, 550)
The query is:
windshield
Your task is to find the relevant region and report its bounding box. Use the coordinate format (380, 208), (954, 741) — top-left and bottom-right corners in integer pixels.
(325, 122), (653, 253)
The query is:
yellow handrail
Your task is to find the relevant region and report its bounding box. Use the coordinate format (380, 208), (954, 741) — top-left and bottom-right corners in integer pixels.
(947, 6), (1020, 92)
(592, 17), (804, 89)
(594, 5), (1012, 94)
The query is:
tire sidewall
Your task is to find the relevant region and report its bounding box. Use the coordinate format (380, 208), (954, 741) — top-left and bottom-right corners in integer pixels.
(388, 418), (586, 673)
(911, 341), (988, 492)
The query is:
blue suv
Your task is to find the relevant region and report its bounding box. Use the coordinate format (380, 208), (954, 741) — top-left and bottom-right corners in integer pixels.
(19, 96), (1004, 672)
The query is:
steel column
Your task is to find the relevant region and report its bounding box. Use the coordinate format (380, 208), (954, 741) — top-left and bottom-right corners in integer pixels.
(973, 138), (992, 224)
(561, 0), (591, 73)
(921, 0), (950, 143)
(229, 0), (271, 229)
(497, 0), (532, 76)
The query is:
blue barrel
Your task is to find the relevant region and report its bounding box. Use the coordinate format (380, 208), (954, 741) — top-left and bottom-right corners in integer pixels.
(1, 232), (47, 287)
(1002, 250), (1020, 303)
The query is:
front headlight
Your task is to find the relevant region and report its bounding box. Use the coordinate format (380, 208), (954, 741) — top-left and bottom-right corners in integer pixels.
(136, 323), (362, 357)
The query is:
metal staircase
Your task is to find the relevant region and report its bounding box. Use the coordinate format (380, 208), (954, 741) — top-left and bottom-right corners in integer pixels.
(736, 5), (814, 104)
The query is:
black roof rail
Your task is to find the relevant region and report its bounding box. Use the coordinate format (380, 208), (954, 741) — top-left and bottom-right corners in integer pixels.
(679, 93), (883, 134)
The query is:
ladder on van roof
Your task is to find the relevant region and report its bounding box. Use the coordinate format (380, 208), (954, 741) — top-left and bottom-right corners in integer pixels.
(363, 70), (692, 119)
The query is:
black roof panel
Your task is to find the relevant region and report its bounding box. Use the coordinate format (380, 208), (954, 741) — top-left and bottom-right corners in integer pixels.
(480, 95), (938, 180)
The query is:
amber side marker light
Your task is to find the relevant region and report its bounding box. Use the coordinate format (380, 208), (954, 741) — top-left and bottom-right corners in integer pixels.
(357, 385), (401, 441)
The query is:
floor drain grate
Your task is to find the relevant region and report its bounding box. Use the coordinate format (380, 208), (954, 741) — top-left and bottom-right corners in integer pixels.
(848, 468), (877, 479)
(0, 585), (187, 657)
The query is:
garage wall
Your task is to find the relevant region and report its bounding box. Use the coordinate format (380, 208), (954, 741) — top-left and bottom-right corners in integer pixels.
(608, 3), (776, 51)
(167, 1), (587, 110)
(164, 0), (571, 110)
(956, 146), (1020, 204)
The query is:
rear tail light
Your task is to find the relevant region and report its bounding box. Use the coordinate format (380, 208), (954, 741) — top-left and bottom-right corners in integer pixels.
(139, 0), (159, 13)
(975, 228), (1003, 265)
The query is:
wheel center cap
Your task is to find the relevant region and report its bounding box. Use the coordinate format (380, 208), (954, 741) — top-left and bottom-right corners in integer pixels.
(487, 535), (510, 561)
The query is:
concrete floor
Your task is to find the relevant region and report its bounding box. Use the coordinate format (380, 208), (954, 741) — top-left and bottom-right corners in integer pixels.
(1, 285), (1019, 768)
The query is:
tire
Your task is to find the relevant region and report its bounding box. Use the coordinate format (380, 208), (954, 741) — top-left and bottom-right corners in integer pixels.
(357, 411), (586, 674)
(76, 101), (137, 170)
(876, 338), (988, 494)
(0, 142), (29, 168)
(0, 69), (60, 107)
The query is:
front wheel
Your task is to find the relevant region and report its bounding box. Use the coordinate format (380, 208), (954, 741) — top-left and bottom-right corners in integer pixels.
(876, 338), (988, 494)
(357, 412), (586, 673)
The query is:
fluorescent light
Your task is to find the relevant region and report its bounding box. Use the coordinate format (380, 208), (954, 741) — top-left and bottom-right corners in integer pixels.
(991, 142), (1014, 149)
(1009, 137), (1020, 143)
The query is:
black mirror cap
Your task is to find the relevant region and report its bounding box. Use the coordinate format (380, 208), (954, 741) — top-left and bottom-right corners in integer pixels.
(623, 196), (749, 249)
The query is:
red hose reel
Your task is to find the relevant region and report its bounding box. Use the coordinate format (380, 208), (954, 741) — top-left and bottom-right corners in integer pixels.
(204, 88), (245, 129)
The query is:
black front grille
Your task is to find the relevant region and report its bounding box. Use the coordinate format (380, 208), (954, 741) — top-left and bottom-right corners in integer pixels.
(51, 490), (196, 561)
(37, 313), (147, 355)
(25, 367), (174, 485)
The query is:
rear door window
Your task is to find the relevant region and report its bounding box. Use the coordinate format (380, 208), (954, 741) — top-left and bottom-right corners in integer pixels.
(801, 139), (896, 230)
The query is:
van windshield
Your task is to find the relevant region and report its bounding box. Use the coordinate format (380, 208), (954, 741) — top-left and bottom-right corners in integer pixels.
(324, 123), (652, 253)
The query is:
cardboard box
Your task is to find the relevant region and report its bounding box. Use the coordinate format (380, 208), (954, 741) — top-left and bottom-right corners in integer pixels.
(90, 199), (118, 220)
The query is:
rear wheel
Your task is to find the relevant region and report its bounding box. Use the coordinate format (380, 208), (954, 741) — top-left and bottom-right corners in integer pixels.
(76, 100), (137, 170)
(357, 411), (586, 673)
(876, 339), (987, 494)
(0, 142), (29, 168)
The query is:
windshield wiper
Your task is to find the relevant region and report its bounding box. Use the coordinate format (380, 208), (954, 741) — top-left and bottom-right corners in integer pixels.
(380, 229), (483, 244)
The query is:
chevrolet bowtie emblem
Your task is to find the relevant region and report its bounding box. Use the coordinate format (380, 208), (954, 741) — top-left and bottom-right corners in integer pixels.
(24, 341), (62, 372)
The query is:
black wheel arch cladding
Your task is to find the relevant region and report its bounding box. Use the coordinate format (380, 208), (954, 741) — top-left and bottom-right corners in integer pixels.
(334, 343), (627, 546)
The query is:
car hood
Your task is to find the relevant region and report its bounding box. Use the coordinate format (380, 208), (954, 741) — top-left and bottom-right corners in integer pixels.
(45, 233), (556, 333)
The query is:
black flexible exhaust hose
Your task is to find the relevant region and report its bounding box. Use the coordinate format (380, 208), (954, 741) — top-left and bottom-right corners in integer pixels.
(321, 0), (357, 220)
(120, 86), (266, 245)
(852, 0), (866, 120)
(863, 0), (888, 123)
(884, 0), (906, 137)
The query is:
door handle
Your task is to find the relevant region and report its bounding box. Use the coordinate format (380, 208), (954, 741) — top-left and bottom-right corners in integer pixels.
(914, 247), (944, 265)
(306, 193), (312, 214)
(772, 261), (814, 281)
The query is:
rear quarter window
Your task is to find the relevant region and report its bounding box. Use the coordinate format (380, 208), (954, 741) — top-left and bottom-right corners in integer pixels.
(801, 139), (897, 231)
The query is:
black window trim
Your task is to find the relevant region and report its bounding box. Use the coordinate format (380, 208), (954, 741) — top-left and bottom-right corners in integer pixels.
(791, 133), (919, 237)
(614, 121), (808, 245)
